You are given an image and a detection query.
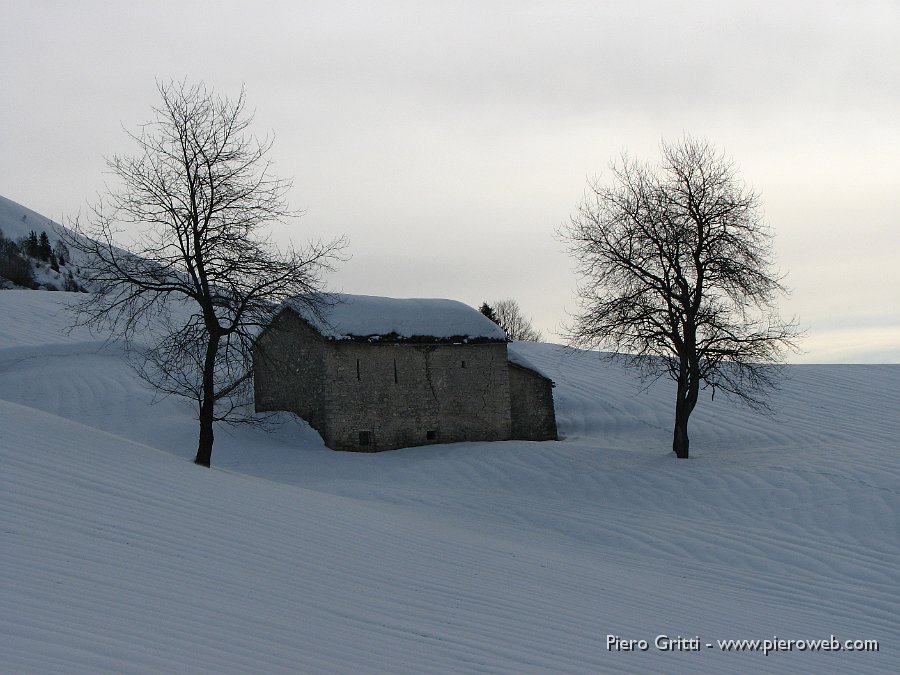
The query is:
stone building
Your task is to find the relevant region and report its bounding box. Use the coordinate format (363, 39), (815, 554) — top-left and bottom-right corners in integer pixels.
(253, 294), (558, 452)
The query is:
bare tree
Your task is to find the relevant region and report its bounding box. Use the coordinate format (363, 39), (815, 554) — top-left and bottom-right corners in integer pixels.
(483, 298), (542, 342)
(561, 137), (801, 459)
(64, 81), (345, 467)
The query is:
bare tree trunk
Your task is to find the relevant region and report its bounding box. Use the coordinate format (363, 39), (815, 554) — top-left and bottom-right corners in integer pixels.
(672, 378), (691, 459)
(194, 333), (219, 467)
(672, 355), (701, 459)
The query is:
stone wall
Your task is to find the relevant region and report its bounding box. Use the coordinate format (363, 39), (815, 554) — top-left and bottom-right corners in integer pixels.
(509, 363), (558, 441)
(253, 309), (558, 452)
(253, 310), (328, 431)
(321, 341), (512, 451)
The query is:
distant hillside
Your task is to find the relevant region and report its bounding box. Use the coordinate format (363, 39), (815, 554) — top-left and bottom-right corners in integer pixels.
(0, 194), (67, 241)
(0, 194), (88, 291)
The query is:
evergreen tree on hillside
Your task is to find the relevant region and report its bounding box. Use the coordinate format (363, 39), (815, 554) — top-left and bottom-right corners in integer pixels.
(22, 231), (39, 258)
(38, 231), (53, 261)
(0, 229), (37, 288)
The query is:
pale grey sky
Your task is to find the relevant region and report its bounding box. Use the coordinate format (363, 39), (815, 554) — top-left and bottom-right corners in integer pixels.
(3, 0), (898, 362)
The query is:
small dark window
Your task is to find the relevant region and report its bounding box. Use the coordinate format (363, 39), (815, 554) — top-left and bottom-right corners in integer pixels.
(358, 430), (370, 446)
(461, 360), (466, 368)
(426, 429), (437, 441)
(393, 358), (398, 384)
(356, 359), (360, 381)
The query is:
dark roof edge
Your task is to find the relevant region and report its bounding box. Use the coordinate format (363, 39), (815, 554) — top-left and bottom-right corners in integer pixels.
(509, 359), (555, 383)
(326, 332), (507, 345)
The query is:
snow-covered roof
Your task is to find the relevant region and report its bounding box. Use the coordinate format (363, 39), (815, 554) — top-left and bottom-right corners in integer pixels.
(507, 343), (554, 381)
(284, 293), (508, 342)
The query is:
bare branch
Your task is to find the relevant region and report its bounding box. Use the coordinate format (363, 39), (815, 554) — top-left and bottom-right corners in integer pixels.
(62, 80), (347, 466)
(559, 136), (803, 458)
(483, 298), (542, 342)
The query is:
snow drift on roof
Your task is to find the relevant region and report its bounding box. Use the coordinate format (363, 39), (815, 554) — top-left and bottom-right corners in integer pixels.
(284, 293), (508, 342)
(507, 342), (553, 380)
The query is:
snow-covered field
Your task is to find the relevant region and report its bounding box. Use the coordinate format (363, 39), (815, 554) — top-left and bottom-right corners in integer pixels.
(2, 290), (898, 674)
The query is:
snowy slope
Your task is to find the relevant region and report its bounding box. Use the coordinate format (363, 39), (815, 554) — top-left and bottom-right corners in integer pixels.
(0, 194), (90, 291)
(1, 290), (898, 674)
(0, 194), (66, 243)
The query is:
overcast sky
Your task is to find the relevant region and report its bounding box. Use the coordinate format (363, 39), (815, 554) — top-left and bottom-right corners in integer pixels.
(3, 0), (898, 362)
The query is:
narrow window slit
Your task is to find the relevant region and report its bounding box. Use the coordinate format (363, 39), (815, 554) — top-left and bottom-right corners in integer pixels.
(356, 358), (360, 381)
(393, 358), (398, 383)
